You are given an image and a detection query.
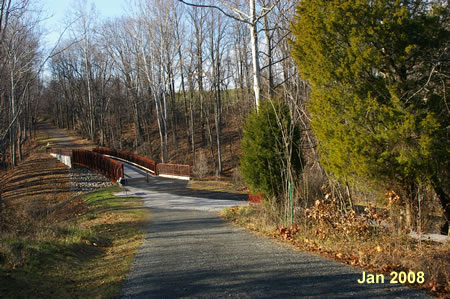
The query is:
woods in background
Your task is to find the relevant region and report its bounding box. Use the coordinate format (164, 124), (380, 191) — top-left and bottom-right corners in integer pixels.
(44, 0), (308, 176)
(0, 0), (42, 167)
(1, 0), (447, 234)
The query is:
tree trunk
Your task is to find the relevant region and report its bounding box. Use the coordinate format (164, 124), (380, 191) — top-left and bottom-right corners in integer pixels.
(179, 55), (190, 147)
(249, 0), (261, 110)
(162, 91), (169, 162)
(17, 119), (22, 161)
(154, 91), (167, 163)
(214, 92), (222, 174)
(10, 81), (16, 167)
(168, 68), (178, 153)
(100, 98), (105, 146)
(263, 14), (274, 98)
(188, 75), (196, 162)
(431, 176), (449, 235)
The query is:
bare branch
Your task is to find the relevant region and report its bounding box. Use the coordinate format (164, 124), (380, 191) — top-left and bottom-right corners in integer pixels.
(255, 0), (280, 23)
(176, 0), (251, 25)
(260, 55), (290, 71)
(0, 0), (12, 43)
(218, 0), (249, 19)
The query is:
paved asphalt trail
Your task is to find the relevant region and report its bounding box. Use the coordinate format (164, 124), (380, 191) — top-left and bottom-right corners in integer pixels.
(118, 162), (430, 298)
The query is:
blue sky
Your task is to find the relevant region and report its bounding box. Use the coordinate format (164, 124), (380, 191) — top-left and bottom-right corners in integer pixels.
(42, 0), (126, 20)
(41, 0), (127, 48)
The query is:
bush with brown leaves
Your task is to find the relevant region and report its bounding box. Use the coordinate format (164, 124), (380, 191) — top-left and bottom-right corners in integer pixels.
(305, 194), (386, 241)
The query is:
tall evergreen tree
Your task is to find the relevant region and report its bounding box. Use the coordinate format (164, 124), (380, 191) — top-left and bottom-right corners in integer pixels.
(291, 0), (449, 232)
(240, 100), (304, 206)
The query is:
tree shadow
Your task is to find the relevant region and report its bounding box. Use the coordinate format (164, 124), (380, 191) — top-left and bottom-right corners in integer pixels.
(114, 158), (247, 202)
(121, 208), (428, 298)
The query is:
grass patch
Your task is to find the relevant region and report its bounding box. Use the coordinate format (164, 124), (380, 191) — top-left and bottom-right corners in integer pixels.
(188, 179), (247, 194)
(221, 205), (278, 236)
(35, 133), (55, 146)
(0, 186), (149, 298)
(222, 204), (450, 297)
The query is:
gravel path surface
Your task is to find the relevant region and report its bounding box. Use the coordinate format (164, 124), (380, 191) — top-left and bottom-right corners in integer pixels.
(121, 208), (429, 298)
(119, 163), (430, 298)
(69, 167), (113, 195)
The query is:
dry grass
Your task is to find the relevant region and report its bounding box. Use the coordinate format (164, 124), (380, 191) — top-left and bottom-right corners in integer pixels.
(65, 187), (149, 298)
(0, 184), (148, 298)
(188, 179), (247, 194)
(0, 124), (149, 298)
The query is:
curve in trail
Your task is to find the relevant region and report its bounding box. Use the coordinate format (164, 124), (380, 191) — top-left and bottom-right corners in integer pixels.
(35, 124), (431, 297)
(36, 122), (92, 148)
(116, 161), (247, 211)
(118, 163), (430, 298)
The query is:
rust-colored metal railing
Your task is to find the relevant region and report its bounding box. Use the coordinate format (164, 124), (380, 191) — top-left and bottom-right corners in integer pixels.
(93, 147), (157, 174)
(72, 149), (123, 183)
(93, 147), (191, 179)
(157, 163), (190, 178)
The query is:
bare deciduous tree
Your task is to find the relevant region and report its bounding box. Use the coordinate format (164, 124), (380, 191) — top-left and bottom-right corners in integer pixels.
(177, 0), (280, 110)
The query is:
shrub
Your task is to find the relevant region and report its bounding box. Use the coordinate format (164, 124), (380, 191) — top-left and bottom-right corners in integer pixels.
(240, 100), (304, 204)
(291, 0), (449, 231)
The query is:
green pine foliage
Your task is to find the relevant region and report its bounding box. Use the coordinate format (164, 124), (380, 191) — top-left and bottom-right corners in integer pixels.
(291, 0), (449, 222)
(240, 101), (304, 201)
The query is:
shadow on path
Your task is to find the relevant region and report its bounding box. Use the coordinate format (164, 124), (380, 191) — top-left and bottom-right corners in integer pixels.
(121, 208), (430, 298)
(36, 122), (93, 149)
(122, 162), (247, 202)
